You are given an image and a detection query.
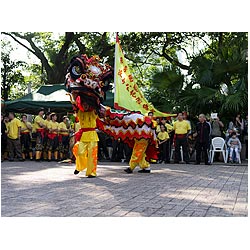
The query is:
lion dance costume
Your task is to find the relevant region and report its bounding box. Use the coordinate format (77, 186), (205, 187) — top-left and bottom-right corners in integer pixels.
(65, 54), (158, 177)
(65, 54), (113, 178)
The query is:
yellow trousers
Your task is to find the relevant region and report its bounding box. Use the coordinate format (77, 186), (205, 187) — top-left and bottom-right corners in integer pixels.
(73, 141), (98, 176)
(129, 139), (150, 170)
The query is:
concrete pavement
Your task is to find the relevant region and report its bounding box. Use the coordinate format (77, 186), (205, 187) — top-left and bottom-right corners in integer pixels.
(1, 160), (248, 217)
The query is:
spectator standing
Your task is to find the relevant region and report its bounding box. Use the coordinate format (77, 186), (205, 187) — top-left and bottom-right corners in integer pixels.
(111, 138), (124, 162)
(33, 108), (46, 161)
(157, 124), (170, 163)
(58, 116), (71, 160)
(236, 113), (244, 130)
(97, 130), (111, 161)
(161, 117), (174, 134)
(183, 112), (192, 129)
(155, 117), (161, 134)
(194, 114), (211, 165)
(211, 115), (224, 139)
(47, 113), (59, 161)
(43, 112), (51, 160)
(123, 143), (132, 163)
(173, 112), (191, 164)
(161, 117), (173, 163)
(6, 112), (23, 161)
(20, 114), (33, 160)
(235, 114), (244, 141)
(227, 132), (242, 163)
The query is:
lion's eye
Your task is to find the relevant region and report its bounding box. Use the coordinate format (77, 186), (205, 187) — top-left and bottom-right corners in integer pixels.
(72, 66), (82, 76)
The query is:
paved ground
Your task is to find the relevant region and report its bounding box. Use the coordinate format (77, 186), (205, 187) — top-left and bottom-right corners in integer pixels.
(1, 159), (248, 217)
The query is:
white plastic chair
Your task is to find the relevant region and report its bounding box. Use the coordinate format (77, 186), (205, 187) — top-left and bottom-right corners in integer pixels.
(209, 137), (228, 163)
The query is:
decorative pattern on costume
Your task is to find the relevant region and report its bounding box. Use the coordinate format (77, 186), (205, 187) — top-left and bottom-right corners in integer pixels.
(102, 108), (156, 129)
(96, 111), (158, 161)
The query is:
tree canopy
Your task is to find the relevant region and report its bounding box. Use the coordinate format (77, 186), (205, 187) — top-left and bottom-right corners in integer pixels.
(1, 32), (248, 122)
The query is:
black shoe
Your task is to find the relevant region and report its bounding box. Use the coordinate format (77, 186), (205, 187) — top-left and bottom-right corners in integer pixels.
(87, 175), (96, 178)
(138, 169), (151, 173)
(124, 167), (133, 174)
(174, 161), (179, 164)
(194, 162), (200, 165)
(205, 162), (211, 165)
(8, 158), (14, 162)
(165, 161), (170, 164)
(185, 162), (190, 164)
(74, 170), (80, 175)
(19, 158), (25, 161)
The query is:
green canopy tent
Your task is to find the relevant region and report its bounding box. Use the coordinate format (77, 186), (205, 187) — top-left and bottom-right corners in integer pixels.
(4, 83), (114, 115)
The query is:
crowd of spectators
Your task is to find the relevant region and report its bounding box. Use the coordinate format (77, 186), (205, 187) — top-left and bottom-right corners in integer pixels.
(1, 109), (248, 164)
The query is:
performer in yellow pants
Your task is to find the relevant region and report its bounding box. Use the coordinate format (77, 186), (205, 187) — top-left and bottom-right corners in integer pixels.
(72, 108), (99, 178)
(124, 138), (151, 173)
(73, 141), (98, 177)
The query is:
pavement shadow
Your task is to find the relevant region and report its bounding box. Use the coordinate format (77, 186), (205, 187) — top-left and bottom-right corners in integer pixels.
(1, 161), (247, 217)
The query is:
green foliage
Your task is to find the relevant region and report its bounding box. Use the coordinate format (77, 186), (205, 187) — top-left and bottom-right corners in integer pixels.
(186, 32), (248, 120)
(2, 32), (116, 84)
(145, 66), (184, 111)
(120, 32), (247, 122)
(24, 63), (44, 90)
(1, 39), (27, 100)
(1, 32), (248, 124)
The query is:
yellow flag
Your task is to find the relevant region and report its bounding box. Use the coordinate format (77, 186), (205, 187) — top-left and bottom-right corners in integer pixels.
(114, 35), (175, 117)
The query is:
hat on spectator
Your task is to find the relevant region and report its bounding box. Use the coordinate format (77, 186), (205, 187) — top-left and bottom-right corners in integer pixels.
(38, 107), (45, 112)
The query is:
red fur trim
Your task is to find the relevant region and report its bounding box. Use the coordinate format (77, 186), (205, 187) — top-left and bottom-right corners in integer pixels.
(76, 96), (85, 112)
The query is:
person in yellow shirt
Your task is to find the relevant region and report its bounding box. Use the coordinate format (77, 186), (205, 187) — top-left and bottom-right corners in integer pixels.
(20, 114), (32, 160)
(155, 118), (161, 134)
(6, 112), (23, 161)
(33, 108), (46, 161)
(43, 112), (51, 160)
(72, 103), (99, 178)
(161, 117), (174, 133)
(173, 112), (191, 164)
(58, 116), (70, 160)
(47, 113), (59, 161)
(161, 117), (173, 163)
(157, 124), (170, 164)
